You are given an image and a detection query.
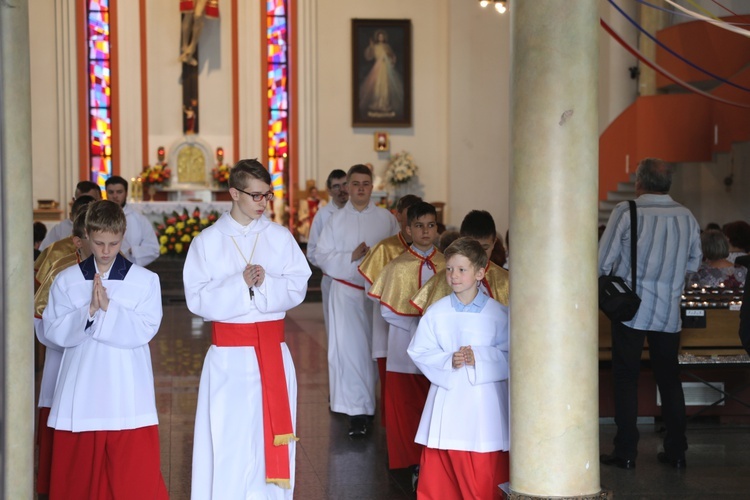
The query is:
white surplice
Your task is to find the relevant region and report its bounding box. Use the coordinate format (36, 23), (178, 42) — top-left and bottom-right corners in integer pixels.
(306, 200), (342, 338)
(314, 200), (398, 416)
(39, 218), (73, 251)
(184, 212), (311, 500)
(43, 254), (163, 432)
(407, 295), (510, 452)
(121, 204), (160, 266)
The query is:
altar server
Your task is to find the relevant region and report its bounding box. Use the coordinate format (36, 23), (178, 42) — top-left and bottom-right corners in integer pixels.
(306, 169), (349, 339)
(184, 159), (311, 499)
(315, 164), (399, 437)
(105, 175), (161, 266)
(411, 210), (509, 313)
(38, 181), (101, 251)
(408, 237), (510, 498)
(33, 207), (91, 496)
(34, 195), (96, 291)
(43, 200), (168, 499)
(358, 194), (421, 425)
(368, 202), (443, 482)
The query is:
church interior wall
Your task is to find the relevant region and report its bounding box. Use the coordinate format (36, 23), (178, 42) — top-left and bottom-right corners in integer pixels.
(31, 0), (750, 234)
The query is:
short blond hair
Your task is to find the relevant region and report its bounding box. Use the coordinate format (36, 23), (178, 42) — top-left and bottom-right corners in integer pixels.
(444, 237), (487, 270)
(85, 200), (126, 236)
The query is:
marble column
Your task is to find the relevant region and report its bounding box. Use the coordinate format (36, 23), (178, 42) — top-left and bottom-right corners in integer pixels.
(508, 1), (602, 498)
(1, 0), (35, 498)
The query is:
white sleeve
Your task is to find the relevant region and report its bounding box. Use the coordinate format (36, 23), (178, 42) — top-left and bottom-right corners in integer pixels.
(43, 279), (92, 348)
(306, 210), (326, 267)
(408, 315), (458, 390)
(251, 235), (312, 315)
(91, 273), (163, 349)
(315, 217), (360, 282)
(127, 213), (160, 266)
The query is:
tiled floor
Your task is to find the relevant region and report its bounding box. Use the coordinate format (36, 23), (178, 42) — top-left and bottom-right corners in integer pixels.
(45, 301), (750, 498)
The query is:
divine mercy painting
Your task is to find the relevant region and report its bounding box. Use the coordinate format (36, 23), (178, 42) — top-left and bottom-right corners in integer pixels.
(352, 19), (412, 127)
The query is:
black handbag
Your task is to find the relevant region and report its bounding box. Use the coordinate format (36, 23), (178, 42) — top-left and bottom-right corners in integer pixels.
(599, 200), (641, 322)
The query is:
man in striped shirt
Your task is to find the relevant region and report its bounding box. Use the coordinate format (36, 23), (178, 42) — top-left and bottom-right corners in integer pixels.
(598, 158), (702, 471)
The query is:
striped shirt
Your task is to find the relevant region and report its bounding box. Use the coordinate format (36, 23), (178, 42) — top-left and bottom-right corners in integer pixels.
(598, 194), (702, 333)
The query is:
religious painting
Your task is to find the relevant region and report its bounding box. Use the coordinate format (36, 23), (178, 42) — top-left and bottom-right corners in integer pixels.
(374, 131), (389, 151)
(352, 19), (412, 127)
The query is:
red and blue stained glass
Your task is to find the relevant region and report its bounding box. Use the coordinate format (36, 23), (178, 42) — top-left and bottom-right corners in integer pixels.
(87, 0), (112, 188)
(267, 0), (288, 198)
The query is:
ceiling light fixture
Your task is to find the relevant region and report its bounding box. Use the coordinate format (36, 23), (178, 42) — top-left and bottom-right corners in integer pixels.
(479, 0), (508, 14)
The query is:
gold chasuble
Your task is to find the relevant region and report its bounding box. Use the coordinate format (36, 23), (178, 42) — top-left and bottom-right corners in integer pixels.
(358, 232), (410, 284)
(34, 252), (80, 318)
(34, 236), (77, 290)
(369, 248), (445, 316)
(410, 261), (510, 314)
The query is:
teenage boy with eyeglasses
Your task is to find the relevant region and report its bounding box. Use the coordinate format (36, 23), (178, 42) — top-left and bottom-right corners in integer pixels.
(184, 159), (311, 498)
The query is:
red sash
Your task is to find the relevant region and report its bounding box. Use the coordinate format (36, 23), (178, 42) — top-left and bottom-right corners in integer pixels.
(212, 320), (297, 489)
(333, 278), (365, 290)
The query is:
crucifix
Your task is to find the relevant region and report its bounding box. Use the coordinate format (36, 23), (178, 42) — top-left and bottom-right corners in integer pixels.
(179, 0), (219, 135)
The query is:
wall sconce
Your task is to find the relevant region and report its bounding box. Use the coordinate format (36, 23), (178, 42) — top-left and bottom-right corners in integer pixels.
(479, 0), (508, 14)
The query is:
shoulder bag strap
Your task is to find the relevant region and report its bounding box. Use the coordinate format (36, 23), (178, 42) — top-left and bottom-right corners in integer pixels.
(628, 200), (637, 290)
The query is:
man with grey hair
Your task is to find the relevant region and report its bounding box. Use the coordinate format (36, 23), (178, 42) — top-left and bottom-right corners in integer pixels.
(598, 158), (702, 470)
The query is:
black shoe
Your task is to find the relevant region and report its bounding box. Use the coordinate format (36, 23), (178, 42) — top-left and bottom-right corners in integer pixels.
(600, 453), (636, 469)
(348, 416), (368, 438)
(657, 452), (687, 469)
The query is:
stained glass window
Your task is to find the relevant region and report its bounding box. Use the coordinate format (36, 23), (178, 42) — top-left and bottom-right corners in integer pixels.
(87, 0), (112, 188)
(267, 0), (288, 198)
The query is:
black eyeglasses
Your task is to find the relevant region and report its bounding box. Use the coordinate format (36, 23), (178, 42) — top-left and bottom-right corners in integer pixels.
(235, 188), (274, 201)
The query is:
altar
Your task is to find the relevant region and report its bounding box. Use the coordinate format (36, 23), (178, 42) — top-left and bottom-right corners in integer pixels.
(128, 201), (232, 225)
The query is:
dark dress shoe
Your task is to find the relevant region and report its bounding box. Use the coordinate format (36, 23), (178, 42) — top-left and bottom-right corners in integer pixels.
(600, 453), (636, 469)
(657, 452), (687, 469)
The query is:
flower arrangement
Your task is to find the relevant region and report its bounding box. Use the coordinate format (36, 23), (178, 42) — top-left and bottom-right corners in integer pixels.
(385, 151), (418, 186)
(141, 162), (171, 187)
(154, 207), (220, 256)
(212, 163), (230, 187)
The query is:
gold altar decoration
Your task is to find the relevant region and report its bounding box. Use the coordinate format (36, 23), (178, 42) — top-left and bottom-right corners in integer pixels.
(177, 145), (207, 184)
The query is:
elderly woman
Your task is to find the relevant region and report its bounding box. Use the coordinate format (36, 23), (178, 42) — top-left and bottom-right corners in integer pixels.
(687, 229), (747, 289)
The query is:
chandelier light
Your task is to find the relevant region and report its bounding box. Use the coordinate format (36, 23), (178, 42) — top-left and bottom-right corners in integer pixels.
(479, 0), (508, 14)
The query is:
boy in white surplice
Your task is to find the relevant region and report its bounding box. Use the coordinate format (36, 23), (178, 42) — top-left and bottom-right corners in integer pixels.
(408, 237), (510, 499)
(43, 200), (168, 499)
(184, 159), (311, 499)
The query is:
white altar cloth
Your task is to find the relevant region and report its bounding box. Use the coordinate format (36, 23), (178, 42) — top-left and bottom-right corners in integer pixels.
(128, 201), (232, 225)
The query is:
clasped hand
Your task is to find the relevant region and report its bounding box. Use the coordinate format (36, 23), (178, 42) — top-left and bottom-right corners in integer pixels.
(452, 346), (475, 368)
(243, 264), (265, 288)
(351, 242), (369, 262)
(89, 274), (109, 316)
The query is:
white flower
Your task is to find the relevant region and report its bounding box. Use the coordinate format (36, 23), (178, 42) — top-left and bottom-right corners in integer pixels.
(385, 151), (418, 186)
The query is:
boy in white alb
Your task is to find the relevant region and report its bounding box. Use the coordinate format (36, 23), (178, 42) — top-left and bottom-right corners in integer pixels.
(306, 169), (349, 340)
(408, 237), (510, 499)
(368, 202), (443, 482)
(43, 200), (167, 499)
(314, 164), (399, 436)
(184, 159), (311, 499)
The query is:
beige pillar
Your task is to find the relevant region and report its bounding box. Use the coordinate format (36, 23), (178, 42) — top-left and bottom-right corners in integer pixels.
(508, 1), (602, 498)
(1, 0), (35, 498)
(638, 0), (667, 96)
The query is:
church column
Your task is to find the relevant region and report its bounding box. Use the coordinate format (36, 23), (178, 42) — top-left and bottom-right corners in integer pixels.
(508, 1), (602, 498)
(0, 0), (35, 497)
